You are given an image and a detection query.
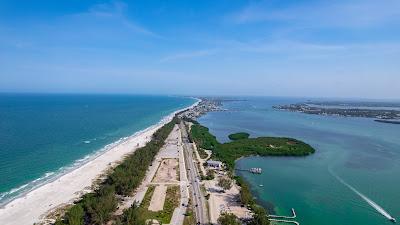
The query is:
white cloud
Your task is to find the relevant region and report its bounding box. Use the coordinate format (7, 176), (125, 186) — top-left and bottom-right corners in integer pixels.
(160, 49), (218, 62)
(72, 1), (158, 37)
(228, 0), (400, 28)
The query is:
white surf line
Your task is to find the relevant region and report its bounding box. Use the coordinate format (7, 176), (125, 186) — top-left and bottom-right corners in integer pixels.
(329, 168), (396, 223)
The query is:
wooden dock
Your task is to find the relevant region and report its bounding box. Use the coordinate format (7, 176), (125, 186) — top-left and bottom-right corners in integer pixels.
(235, 167), (262, 174)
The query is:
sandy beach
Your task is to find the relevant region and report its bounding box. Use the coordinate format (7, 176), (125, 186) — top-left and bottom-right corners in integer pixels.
(0, 100), (199, 225)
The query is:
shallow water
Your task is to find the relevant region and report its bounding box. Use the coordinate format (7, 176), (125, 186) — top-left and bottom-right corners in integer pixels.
(199, 97), (400, 225)
(0, 94), (194, 204)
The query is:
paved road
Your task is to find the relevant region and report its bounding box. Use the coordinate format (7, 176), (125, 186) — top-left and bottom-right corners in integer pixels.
(180, 122), (208, 225)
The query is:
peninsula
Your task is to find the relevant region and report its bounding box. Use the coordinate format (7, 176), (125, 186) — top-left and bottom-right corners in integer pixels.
(38, 98), (314, 225)
(0, 98), (315, 225)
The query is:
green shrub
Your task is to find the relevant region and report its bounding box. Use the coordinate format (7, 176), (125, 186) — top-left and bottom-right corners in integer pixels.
(218, 213), (241, 225)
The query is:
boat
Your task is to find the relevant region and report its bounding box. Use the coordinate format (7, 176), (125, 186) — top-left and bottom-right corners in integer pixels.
(249, 168), (262, 174)
(259, 184), (264, 187)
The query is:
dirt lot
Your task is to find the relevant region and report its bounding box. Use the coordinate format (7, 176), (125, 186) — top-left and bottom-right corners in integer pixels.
(152, 158), (179, 183)
(148, 185), (167, 211)
(206, 176), (252, 223)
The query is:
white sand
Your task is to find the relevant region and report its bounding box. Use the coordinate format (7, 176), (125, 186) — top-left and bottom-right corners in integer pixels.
(148, 185), (167, 212)
(0, 100), (199, 225)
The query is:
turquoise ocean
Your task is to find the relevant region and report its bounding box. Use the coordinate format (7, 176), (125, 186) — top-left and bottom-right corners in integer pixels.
(0, 94), (195, 205)
(198, 97), (400, 225)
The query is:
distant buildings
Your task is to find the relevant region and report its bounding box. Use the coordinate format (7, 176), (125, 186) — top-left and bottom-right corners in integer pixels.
(178, 98), (223, 120)
(274, 103), (400, 120)
(206, 160), (222, 169)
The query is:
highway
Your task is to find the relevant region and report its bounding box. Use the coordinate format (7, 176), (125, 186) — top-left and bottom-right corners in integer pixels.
(179, 121), (208, 225)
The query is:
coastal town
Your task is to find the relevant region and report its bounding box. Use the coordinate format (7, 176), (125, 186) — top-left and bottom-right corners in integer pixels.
(274, 103), (400, 121)
(178, 97), (224, 120)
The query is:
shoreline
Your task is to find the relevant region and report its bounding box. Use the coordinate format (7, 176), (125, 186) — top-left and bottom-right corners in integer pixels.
(0, 98), (200, 225)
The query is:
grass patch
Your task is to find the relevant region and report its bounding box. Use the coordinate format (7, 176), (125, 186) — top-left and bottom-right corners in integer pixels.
(139, 185), (180, 224)
(140, 185), (156, 208)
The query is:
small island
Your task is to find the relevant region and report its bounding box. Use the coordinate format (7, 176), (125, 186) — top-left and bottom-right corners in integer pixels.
(190, 124), (315, 171)
(228, 132), (250, 141)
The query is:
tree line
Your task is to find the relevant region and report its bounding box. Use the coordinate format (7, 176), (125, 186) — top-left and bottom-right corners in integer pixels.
(55, 117), (179, 225)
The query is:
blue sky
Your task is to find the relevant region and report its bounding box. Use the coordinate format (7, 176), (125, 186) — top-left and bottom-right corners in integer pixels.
(0, 0), (399, 99)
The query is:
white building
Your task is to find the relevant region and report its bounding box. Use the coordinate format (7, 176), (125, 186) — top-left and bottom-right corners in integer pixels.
(206, 160), (222, 169)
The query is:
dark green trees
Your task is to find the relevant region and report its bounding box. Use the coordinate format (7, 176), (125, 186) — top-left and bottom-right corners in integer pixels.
(116, 204), (145, 225)
(228, 132), (250, 140)
(55, 117), (178, 225)
(217, 177), (233, 191)
(248, 207), (270, 225)
(217, 213), (241, 225)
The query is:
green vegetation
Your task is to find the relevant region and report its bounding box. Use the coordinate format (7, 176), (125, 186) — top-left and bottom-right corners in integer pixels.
(218, 213), (241, 225)
(139, 185), (156, 208)
(197, 147), (209, 159)
(55, 117), (179, 225)
(187, 124), (213, 159)
(55, 205), (84, 225)
(190, 123), (316, 225)
(191, 124), (315, 171)
(115, 204), (145, 225)
(248, 206), (270, 225)
(201, 169), (215, 180)
(162, 185), (181, 222)
(217, 136), (314, 171)
(235, 176), (254, 206)
(137, 185), (180, 224)
(217, 177), (233, 191)
(190, 124), (219, 150)
(228, 132), (250, 140)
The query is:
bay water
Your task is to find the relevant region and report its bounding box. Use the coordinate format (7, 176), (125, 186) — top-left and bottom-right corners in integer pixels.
(198, 97), (400, 225)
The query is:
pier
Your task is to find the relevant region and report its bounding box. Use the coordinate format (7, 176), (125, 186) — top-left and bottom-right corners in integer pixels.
(268, 208), (300, 225)
(235, 167), (262, 174)
(268, 218), (300, 225)
(269, 208), (297, 219)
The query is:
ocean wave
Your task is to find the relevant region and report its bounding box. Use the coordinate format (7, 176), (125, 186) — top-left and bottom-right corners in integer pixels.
(0, 171), (55, 205)
(0, 99), (199, 207)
